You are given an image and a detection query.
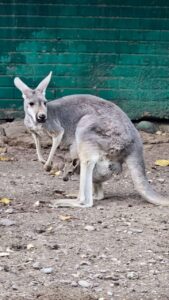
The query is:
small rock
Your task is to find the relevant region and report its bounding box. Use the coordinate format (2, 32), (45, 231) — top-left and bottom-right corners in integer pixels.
(150, 269), (158, 275)
(29, 281), (38, 286)
(32, 262), (41, 270)
(12, 284), (18, 290)
(99, 254), (107, 259)
(136, 121), (158, 134)
(104, 274), (119, 281)
(5, 208), (14, 214)
(94, 273), (103, 279)
(59, 279), (72, 284)
(127, 271), (139, 280)
(27, 243), (35, 250)
(0, 252), (10, 257)
(102, 223), (108, 228)
(100, 269), (109, 273)
(48, 243), (60, 250)
(41, 267), (53, 274)
(107, 291), (113, 296)
(33, 200), (40, 207)
(97, 206), (104, 210)
(94, 287), (103, 292)
(72, 272), (80, 278)
(156, 131), (162, 135)
(84, 225), (95, 231)
(148, 259), (156, 264)
(71, 281), (78, 287)
(129, 228), (143, 234)
(93, 282), (99, 287)
(157, 178), (165, 183)
(11, 243), (26, 251)
(79, 261), (90, 266)
(114, 281), (120, 286)
(3, 265), (10, 272)
(78, 280), (91, 288)
(0, 218), (16, 226)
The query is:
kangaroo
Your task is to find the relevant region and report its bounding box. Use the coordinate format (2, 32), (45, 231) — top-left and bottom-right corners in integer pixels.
(14, 72), (169, 207)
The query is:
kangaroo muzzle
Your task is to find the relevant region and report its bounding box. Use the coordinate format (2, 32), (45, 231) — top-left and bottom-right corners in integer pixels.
(36, 113), (47, 123)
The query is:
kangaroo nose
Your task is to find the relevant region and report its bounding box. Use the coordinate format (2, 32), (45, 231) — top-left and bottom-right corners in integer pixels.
(37, 114), (46, 122)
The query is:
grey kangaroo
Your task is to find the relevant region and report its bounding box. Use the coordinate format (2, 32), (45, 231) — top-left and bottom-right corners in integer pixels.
(14, 72), (169, 207)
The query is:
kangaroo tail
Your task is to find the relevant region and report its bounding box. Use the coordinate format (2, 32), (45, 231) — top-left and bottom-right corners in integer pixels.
(126, 147), (169, 206)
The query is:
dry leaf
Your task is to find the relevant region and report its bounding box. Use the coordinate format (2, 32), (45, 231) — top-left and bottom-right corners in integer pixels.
(59, 215), (73, 221)
(0, 156), (13, 161)
(0, 147), (7, 153)
(155, 160), (169, 167)
(50, 169), (61, 176)
(54, 170), (61, 176)
(0, 198), (11, 205)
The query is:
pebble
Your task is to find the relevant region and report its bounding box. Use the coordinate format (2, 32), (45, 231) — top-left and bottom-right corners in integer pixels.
(84, 225), (95, 231)
(104, 274), (119, 281)
(100, 269), (109, 273)
(59, 279), (72, 284)
(94, 287), (103, 292)
(127, 271), (139, 280)
(156, 130), (162, 135)
(29, 281), (38, 286)
(0, 252), (10, 257)
(5, 208), (14, 214)
(94, 273), (103, 279)
(27, 243), (35, 250)
(40, 267), (53, 274)
(32, 262), (41, 270)
(136, 121), (158, 134)
(0, 218), (16, 226)
(12, 284), (18, 290)
(78, 280), (91, 288)
(157, 178), (165, 183)
(33, 200), (40, 207)
(129, 228), (143, 234)
(71, 281), (78, 287)
(102, 223), (108, 228)
(97, 206), (104, 210)
(48, 243), (60, 250)
(79, 260), (90, 266)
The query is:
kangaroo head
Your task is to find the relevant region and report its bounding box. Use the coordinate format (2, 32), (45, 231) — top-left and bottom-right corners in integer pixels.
(14, 72), (52, 124)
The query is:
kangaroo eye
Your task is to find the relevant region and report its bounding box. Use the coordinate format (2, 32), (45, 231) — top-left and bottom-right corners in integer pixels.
(29, 102), (34, 106)
(44, 102), (47, 106)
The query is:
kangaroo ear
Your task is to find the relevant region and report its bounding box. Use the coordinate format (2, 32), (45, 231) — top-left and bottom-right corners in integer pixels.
(36, 71), (52, 95)
(14, 77), (32, 98)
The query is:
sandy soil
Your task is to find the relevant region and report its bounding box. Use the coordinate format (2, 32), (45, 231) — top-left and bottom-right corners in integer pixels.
(0, 121), (169, 300)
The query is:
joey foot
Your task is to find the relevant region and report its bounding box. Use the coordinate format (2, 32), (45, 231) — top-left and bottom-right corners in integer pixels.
(44, 162), (53, 172)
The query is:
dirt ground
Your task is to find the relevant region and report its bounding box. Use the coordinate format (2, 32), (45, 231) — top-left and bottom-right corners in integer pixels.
(0, 121), (169, 300)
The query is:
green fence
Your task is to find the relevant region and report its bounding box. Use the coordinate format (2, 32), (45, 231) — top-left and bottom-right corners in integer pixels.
(1, 0), (169, 119)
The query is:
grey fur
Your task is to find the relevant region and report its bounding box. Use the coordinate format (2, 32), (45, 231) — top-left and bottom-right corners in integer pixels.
(14, 72), (169, 207)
